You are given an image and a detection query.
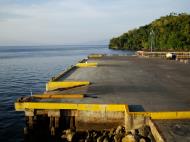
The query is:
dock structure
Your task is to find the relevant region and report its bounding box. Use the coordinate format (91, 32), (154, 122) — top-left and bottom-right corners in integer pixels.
(15, 54), (190, 141)
(136, 51), (190, 64)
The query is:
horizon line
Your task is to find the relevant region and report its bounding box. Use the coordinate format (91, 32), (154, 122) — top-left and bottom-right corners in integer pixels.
(0, 44), (108, 47)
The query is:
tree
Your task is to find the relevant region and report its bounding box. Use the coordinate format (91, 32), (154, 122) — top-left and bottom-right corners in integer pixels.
(109, 13), (190, 51)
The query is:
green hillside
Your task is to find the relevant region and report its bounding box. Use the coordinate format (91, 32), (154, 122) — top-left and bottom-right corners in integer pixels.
(109, 13), (190, 51)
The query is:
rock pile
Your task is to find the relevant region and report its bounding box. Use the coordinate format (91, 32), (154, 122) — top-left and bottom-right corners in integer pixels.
(61, 125), (153, 142)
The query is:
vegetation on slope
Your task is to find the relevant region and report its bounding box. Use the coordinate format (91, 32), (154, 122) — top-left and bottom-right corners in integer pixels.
(109, 13), (190, 51)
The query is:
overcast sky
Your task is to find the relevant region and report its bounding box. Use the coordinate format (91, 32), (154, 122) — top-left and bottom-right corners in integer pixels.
(0, 0), (190, 45)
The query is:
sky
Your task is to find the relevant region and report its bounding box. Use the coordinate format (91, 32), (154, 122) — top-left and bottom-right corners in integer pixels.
(0, 0), (190, 45)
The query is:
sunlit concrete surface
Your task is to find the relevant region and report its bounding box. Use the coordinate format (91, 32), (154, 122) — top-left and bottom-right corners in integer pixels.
(46, 56), (190, 112)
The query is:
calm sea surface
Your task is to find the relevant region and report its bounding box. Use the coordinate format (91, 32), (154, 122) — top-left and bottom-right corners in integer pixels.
(0, 45), (133, 142)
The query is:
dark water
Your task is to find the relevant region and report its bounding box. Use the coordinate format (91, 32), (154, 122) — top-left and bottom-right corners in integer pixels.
(0, 45), (133, 142)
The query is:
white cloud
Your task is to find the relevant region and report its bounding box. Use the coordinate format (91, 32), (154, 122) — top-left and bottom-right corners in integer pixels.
(0, 0), (190, 45)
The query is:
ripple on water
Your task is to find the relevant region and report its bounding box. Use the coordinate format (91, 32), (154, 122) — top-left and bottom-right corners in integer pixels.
(0, 45), (133, 141)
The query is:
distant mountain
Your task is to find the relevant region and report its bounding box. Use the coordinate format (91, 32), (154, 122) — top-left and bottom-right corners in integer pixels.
(109, 13), (190, 51)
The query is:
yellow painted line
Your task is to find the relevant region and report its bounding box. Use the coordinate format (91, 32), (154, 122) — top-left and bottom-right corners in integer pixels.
(129, 111), (190, 119)
(33, 94), (84, 99)
(150, 111), (190, 119)
(88, 54), (104, 58)
(76, 62), (97, 67)
(46, 81), (90, 91)
(125, 105), (129, 112)
(106, 104), (126, 111)
(15, 102), (126, 112)
(15, 102), (78, 111)
(14, 101), (190, 119)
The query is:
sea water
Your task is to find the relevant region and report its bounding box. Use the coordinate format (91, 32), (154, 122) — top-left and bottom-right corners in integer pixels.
(0, 45), (133, 141)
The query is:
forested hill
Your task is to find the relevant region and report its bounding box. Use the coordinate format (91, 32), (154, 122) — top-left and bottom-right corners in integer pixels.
(109, 13), (190, 51)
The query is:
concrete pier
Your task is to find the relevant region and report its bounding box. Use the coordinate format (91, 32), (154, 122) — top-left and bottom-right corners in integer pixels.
(15, 54), (190, 141)
(54, 56), (190, 111)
